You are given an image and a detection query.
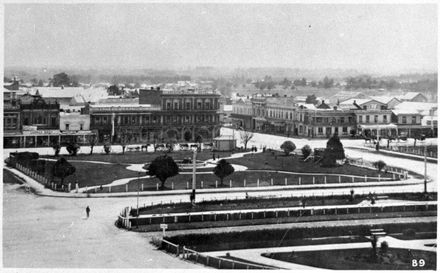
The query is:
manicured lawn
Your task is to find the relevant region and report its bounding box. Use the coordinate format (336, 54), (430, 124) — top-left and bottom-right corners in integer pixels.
(56, 162), (138, 188)
(266, 248), (436, 270)
(135, 195), (365, 215)
(228, 151), (394, 178)
(41, 150), (232, 164)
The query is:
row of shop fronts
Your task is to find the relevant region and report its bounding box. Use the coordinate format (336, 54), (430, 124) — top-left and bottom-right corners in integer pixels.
(4, 130), (96, 149)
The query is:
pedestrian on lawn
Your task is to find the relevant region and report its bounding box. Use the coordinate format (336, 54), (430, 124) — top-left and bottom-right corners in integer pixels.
(86, 206), (90, 218)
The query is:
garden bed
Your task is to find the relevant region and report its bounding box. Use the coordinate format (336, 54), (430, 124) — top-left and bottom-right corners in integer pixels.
(264, 248), (436, 270)
(164, 222), (436, 252)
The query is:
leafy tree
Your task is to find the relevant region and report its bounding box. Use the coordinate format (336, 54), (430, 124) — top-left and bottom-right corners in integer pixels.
(301, 145), (312, 159)
(51, 72), (71, 87)
(213, 159), (235, 186)
(321, 76), (334, 89)
(147, 155), (179, 189)
(89, 135), (98, 155)
(280, 141), (296, 156)
(66, 142), (80, 156)
(52, 157), (76, 185)
(120, 134), (128, 154)
(373, 160), (386, 173)
(239, 130), (254, 150)
(305, 94), (317, 104)
(37, 79), (44, 87)
(184, 131), (192, 142)
(195, 135), (203, 144)
(380, 241), (389, 253)
(107, 85), (122, 96)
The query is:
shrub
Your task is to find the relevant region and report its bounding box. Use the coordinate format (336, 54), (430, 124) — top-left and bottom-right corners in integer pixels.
(380, 241), (389, 253)
(280, 141), (296, 156)
(373, 160), (386, 172)
(301, 145), (312, 159)
(104, 143), (111, 154)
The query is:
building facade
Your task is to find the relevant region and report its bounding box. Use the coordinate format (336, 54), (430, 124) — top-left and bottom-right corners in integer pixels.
(89, 88), (221, 144)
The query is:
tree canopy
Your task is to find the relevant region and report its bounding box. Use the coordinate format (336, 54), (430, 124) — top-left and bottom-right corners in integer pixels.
(52, 157), (76, 184)
(213, 159), (235, 186)
(147, 155), (179, 189)
(280, 141), (296, 156)
(321, 133), (345, 167)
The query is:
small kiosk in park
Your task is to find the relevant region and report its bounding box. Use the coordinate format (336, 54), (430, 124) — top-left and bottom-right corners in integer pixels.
(213, 135), (237, 151)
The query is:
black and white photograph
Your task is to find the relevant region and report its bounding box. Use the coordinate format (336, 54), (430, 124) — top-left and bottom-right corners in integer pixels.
(2, 0), (438, 270)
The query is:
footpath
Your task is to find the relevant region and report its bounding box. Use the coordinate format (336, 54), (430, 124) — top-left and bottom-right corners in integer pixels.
(346, 146), (437, 163)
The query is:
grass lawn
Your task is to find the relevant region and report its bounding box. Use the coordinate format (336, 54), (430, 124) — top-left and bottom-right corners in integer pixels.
(41, 150), (232, 164)
(56, 162), (138, 188)
(135, 196), (365, 215)
(265, 248), (436, 270)
(229, 151), (394, 178)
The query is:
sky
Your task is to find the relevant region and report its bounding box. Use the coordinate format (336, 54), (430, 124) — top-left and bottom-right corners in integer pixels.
(4, 3), (438, 74)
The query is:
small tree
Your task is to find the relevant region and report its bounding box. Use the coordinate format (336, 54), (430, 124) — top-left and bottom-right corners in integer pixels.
(321, 134), (345, 167)
(373, 160), (386, 173)
(240, 130), (254, 150)
(120, 134), (128, 155)
(301, 145), (312, 159)
(52, 157), (76, 185)
(147, 155), (179, 189)
(53, 143), (61, 157)
(280, 141), (296, 156)
(104, 143), (111, 154)
(380, 241), (389, 253)
(213, 159), (235, 186)
(89, 135), (98, 155)
(66, 142), (80, 156)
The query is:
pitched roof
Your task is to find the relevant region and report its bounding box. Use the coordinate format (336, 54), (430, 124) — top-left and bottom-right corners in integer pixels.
(398, 92), (426, 100)
(370, 96), (400, 104)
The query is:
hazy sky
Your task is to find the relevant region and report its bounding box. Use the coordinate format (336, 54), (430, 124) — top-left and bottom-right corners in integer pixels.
(4, 3), (437, 74)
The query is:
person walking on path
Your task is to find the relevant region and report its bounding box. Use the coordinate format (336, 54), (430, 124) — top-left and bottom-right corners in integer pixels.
(86, 206), (90, 218)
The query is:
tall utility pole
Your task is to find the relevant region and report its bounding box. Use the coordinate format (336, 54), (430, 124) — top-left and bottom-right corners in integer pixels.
(137, 172), (140, 216)
(424, 144), (427, 194)
(191, 148), (197, 206)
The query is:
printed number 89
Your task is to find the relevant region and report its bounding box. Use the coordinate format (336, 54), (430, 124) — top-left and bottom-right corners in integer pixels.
(412, 259), (425, 267)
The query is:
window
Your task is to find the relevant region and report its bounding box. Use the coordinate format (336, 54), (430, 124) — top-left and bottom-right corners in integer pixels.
(343, 127), (348, 133)
(145, 116), (150, 123)
(348, 117), (353, 123)
(427, 121), (431, 125)
(186, 102), (191, 110)
(358, 116), (363, 123)
(80, 124), (83, 130)
(316, 117), (322, 123)
(205, 102), (210, 109)
(318, 127), (323, 134)
(324, 117), (329, 123)
(339, 117), (345, 123)
(366, 115), (370, 123)
(412, 116), (417, 124)
(402, 116), (407, 124)
(197, 102), (202, 109)
(167, 102), (171, 110)
(374, 115), (378, 123)
(65, 124), (70, 131)
(103, 117), (107, 124)
(185, 116), (190, 123)
(174, 102), (179, 110)
(383, 115), (388, 122)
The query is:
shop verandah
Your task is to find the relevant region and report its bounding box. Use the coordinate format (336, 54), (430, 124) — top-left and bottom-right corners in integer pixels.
(4, 130), (97, 149)
(357, 124), (399, 139)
